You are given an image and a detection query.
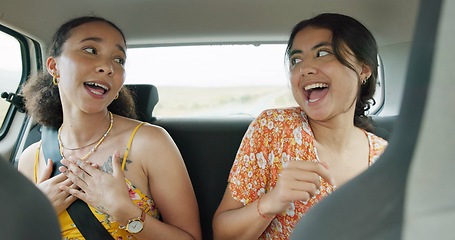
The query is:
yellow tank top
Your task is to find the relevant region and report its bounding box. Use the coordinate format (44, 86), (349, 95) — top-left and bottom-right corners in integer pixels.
(34, 122), (160, 240)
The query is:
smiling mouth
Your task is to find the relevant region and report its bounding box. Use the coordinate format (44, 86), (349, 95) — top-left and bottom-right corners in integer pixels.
(304, 83), (329, 103)
(84, 82), (109, 95)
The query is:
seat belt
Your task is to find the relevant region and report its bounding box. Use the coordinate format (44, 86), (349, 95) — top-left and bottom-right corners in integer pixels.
(41, 126), (115, 240)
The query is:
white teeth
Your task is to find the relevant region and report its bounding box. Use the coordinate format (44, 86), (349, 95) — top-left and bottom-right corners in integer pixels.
(85, 82), (109, 91)
(304, 83), (328, 91)
(89, 89), (103, 95)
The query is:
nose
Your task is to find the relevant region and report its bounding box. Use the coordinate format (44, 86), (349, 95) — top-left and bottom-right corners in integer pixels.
(299, 61), (317, 76)
(96, 60), (114, 76)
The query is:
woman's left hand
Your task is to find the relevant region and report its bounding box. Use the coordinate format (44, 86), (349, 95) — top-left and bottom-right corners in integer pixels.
(59, 151), (131, 216)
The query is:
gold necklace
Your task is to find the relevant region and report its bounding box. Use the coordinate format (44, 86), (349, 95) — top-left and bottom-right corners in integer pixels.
(60, 136), (100, 150)
(58, 111), (114, 161)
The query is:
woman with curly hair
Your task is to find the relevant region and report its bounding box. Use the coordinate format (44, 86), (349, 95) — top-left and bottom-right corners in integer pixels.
(18, 16), (201, 240)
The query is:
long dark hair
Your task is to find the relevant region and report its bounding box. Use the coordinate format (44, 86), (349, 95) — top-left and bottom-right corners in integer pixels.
(22, 16), (137, 128)
(285, 13), (378, 131)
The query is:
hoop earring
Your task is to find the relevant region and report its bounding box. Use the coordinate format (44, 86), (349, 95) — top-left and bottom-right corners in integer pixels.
(114, 93), (119, 100)
(52, 74), (59, 85)
(362, 77), (368, 85)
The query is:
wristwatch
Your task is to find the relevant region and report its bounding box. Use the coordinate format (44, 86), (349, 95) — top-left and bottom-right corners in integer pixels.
(120, 210), (146, 234)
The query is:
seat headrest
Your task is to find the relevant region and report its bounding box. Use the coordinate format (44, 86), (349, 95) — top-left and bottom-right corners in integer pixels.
(125, 84), (159, 122)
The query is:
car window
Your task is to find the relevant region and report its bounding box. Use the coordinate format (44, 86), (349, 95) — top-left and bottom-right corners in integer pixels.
(0, 30), (23, 129)
(125, 44), (385, 118)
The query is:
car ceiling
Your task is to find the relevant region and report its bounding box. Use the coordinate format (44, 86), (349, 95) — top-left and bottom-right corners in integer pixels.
(1, 0), (419, 48)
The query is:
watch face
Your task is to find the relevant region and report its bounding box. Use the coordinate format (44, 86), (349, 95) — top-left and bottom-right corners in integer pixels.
(127, 220), (144, 234)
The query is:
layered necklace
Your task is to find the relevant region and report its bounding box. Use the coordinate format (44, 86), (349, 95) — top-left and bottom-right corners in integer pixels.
(58, 111), (114, 161)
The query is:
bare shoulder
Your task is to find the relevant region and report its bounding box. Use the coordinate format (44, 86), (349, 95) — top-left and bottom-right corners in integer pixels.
(126, 120), (175, 147)
(122, 120), (183, 168)
(17, 141), (41, 181)
(115, 115), (169, 138)
(136, 124), (179, 158)
(114, 116), (178, 156)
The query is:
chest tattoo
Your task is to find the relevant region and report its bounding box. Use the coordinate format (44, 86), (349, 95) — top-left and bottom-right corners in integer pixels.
(100, 155), (132, 173)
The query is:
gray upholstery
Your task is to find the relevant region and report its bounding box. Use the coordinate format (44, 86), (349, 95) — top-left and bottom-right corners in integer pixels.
(0, 156), (61, 239)
(152, 117), (252, 240)
(290, 0), (443, 239)
(370, 115), (395, 140)
(125, 84), (159, 122)
(403, 0), (455, 239)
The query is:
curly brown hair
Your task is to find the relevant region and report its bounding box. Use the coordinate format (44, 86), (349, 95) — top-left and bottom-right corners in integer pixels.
(21, 16), (137, 128)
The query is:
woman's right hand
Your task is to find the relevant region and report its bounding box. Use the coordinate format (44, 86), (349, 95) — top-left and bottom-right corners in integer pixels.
(36, 159), (78, 215)
(259, 160), (334, 217)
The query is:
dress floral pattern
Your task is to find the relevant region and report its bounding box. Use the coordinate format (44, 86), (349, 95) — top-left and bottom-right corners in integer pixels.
(228, 107), (388, 240)
(61, 178), (160, 240)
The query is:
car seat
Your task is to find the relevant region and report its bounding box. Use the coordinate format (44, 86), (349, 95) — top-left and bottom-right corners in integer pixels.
(290, 0), (454, 239)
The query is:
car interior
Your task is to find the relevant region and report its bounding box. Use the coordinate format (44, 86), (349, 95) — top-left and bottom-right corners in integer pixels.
(1, 0), (453, 239)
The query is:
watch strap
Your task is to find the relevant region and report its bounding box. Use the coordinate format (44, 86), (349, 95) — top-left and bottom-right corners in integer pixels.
(139, 209), (146, 222)
(119, 209), (146, 231)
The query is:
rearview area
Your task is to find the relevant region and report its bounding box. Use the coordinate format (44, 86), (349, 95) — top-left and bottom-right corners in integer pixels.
(126, 44), (298, 118)
(125, 44), (384, 118)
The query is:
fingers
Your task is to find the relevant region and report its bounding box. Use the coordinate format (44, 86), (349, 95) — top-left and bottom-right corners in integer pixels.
(64, 194), (78, 205)
(318, 161), (335, 186)
(277, 160), (335, 201)
(58, 182), (78, 195)
(68, 156), (98, 176)
(61, 157), (89, 189)
(60, 184), (85, 197)
(286, 160), (335, 185)
(59, 183), (85, 203)
(111, 150), (122, 177)
(58, 151), (121, 207)
(319, 161), (330, 170)
(277, 170), (317, 202)
(280, 174), (320, 196)
(61, 156), (99, 180)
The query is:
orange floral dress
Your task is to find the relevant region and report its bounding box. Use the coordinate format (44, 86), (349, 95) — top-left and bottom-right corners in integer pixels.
(228, 107), (388, 240)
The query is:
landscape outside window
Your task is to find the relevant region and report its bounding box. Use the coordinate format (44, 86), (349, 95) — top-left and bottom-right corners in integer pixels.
(0, 31), (22, 128)
(125, 44), (295, 118)
(126, 44), (383, 118)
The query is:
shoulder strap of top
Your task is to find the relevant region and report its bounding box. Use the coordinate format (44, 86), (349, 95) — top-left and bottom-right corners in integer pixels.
(121, 122), (146, 170)
(33, 143), (41, 183)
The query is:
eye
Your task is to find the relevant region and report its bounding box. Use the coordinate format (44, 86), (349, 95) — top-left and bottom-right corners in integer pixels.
(316, 50), (331, 57)
(83, 47), (97, 54)
(114, 57), (126, 65)
(290, 58), (302, 68)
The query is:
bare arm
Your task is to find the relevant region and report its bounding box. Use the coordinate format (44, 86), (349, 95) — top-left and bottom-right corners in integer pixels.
(213, 187), (273, 240)
(136, 126), (202, 240)
(213, 161), (333, 240)
(17, 142), (40, 182)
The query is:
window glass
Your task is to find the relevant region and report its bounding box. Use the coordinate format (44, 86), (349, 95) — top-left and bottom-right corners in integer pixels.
(125, 44), (384, 118)
(371, 55), (385, 115)
(0, 30), (23, 127)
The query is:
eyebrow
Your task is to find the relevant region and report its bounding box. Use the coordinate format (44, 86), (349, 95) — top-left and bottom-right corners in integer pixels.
(289, 41), (332, 57)
(80, 37), (126, 55)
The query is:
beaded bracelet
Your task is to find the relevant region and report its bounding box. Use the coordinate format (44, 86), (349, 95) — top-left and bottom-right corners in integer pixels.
(257, 197), (275, 221)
